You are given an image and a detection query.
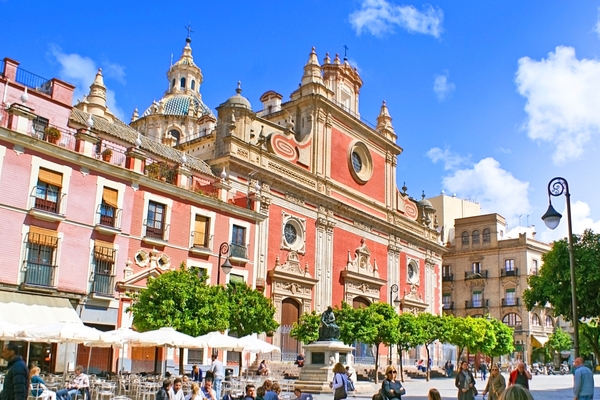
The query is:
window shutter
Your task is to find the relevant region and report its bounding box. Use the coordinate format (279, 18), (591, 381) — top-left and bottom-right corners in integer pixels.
(102, 187), (119, 208)
(28, 226), (59, 246)
(94, 240), (115, 262)
(38, 168), (63, 187)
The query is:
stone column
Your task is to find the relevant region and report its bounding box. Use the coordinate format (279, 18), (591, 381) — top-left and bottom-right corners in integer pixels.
(315, 215), (335, 313)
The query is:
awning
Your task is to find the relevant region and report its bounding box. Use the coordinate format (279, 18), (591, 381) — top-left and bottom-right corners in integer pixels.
(531, 334), (549, 347)
(0, 291), (81, 327)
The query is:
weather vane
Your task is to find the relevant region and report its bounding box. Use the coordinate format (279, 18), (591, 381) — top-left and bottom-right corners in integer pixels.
(185, 23), (194, 39)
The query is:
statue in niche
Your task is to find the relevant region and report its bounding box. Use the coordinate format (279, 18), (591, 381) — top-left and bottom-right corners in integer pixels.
(318, 306), (340, 341)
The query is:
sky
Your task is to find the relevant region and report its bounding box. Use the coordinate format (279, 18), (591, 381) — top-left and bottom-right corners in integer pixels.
(2, 0), (600, 242)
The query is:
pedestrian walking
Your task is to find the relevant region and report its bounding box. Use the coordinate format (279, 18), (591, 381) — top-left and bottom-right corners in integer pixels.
(210, 354), (225, 400)
(331, 363), (348, 400)
(573, 357), (594, 400)
(0, 343), (28, 400)
(480, 361), (488, 381)
(508, 363), (531, 390)
(455, 361), (476, 400)
(428, 389), (442, 400)
(483, 365), (506, 400)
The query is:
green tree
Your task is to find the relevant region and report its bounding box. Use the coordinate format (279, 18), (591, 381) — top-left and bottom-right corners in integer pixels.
(524, 230), (600, 322)
(468, 318), (496, 358)
(127, 264), (230, 373)
(396, 313), (423, 382)
(414, 313), (450, 381)
(446, 316), (486, 361)
(290, 311), (321, 344)
(579, 321), (600, 362)
(488, 317), (515, 363)
(359, 303), (400, 383)
(545, 327), (572, 356)
(225, 281), (279, 371)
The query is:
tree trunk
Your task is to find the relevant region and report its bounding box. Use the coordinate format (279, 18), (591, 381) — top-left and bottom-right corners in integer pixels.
(374, 343), (381, 384)
(397, 349), (405, 383)
(425, 345), (431, 382)
(179, 348), (185, 375)
(238, 351), (243, 377)
(458, 346), (465, 361)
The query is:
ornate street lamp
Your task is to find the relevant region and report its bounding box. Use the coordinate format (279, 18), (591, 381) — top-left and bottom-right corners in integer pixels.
(390, 284), (401, 308)
(541, 177), (578, 358)
(217, 242), (233, 286)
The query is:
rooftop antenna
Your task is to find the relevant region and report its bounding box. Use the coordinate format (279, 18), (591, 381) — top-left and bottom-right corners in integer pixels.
(343, 45), (349, 61)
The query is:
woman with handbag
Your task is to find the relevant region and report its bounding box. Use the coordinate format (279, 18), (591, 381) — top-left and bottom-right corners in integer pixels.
(331, 363), (348, 400)
(381, 365), (405, 400)
(483, 365), (506, 400)
(455, 361), (476, 400)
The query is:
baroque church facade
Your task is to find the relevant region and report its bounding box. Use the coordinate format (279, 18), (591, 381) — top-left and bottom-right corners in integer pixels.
(129, 38), (446, 359)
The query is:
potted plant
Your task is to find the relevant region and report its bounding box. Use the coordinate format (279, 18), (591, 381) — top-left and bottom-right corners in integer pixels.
(44, 126), (61, 144)
(145, 162), (160, 179)
(101, 148), (113, 162)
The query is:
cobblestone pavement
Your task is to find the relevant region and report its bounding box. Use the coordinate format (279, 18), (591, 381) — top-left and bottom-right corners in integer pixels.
(344, 373), (600, 400)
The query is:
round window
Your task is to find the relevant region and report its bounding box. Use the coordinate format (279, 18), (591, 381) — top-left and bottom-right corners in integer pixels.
(351, 152), (362, 173)
(284, 223), (298, 245)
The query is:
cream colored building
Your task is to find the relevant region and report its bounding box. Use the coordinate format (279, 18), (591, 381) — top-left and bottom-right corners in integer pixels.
(441, 212), (554, 364)
(429, 193), (480, 246)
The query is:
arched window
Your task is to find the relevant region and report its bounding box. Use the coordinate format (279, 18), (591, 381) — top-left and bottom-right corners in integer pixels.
(532, 313), (541, 326)
(472, 230), (480, 244)
(168, 129), (181, 146)
(191, 80), (196, 90)
(545, 315), (554, 328)
(462, 231), (469, 245)
(502, 312), (522, 326)
(171, 78), (175, 89)
(180, 77), (186, 89)
(483, 228), (491, 243)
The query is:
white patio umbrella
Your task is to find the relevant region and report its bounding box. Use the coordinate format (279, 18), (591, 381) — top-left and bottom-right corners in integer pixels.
(0, 321), (26, 340)
(238, 335), (280, 353)
(129, 327), (203, 348)
(103, 327), (141, 374)
(195, 331), (243, 351)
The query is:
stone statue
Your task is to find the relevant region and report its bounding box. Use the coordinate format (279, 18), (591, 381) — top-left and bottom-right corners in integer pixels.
(318, 306), (340, 341)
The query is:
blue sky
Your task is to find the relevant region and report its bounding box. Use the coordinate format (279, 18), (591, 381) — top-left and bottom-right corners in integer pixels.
(3, 0), (600, 242)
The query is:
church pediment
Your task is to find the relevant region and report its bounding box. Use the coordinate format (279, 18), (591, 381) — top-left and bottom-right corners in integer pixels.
(268, 251), (317, 300)
(117, 266), (163, 293)
(345, 238), (380, 278)
(400, 284), (428, 313)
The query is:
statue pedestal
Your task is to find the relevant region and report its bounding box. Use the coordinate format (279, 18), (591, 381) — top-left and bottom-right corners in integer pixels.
(295, 341), (356, 394)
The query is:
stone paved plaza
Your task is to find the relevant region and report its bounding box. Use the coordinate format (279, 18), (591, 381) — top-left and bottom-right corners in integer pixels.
(346, 373), (600, 400)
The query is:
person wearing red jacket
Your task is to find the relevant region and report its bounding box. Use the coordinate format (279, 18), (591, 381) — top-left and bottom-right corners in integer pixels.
(508, 362), (532, 390)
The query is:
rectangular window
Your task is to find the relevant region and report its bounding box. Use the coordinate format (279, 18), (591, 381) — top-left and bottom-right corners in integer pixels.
(32, 116), (49, 137)
(35, 169), (63, 213)
(188, 349), (204, 364)
(442, 293), (451, 308)
(92, 241), (116, 296)
(472, 290), (482, 307)
(230, 225), (247, 259)
(193, 214), (210, 248)
(100, 187), (119, 227)
(472, 262), (482, 274)
(505, 288), (516, 305)
(442, 265), (451, 277)
(505, 259), (515, 271)
(25, 226), (59, 287)
(146, 201), (165, 239)
(230, 274), (245, 284)
(532, 259), (539, 275)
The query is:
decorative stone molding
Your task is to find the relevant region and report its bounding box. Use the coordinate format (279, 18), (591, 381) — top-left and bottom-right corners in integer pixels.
(469, 255), (484, 262)
(400, 284), (428, 312)
(354, 220), (372, 232)
(285, 192), (305, 205)
(341, 238), (386, 304)
(268, 251), (318, 302)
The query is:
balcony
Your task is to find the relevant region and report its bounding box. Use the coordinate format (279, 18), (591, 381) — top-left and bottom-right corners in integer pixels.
(443, 302), (454, 310)
(23, 261), (56, 290)
(465, 270), (488, 280)
(15, 67), (53, 95)
(501, 268), (519, 277)
(465, 299), (489, 309)
(502, 298), (521, 307)
(229, 242), (248, 262)
(442, 273), (454, 282)
(29, 186), (66, 222)
(91, 272), (115, 298)
(94, 204), (122, 235)
(190, 233), (213, 256)
(142, 221), (169, 247)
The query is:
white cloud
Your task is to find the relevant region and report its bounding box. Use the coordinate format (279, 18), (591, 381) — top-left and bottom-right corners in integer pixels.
(433, 71), (455, 101)
(539, 200), (600, 242)
(103, 62), (127, 85)
(426, 147), (468, 170)
(441, 157), (531, 227)
(49, 45), (125, 120)
(515, 46), (600, 164)
(349, 0), (443, 38)
(594, 8), (600, 39)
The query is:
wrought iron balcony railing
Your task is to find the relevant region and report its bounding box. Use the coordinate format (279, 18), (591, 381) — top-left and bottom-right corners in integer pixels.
(92, 272), (115, 296)
(465, 270), (488, 279)
(229, 242), (248, 260)
(442, 273), (454, 282)
(502, 298), (521, 306)
(465, 299), (489, 309)
(23, 261), (56, 287)
(501, 268), (519, 277)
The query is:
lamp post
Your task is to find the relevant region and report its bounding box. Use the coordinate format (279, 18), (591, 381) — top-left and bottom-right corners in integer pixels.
(216, 242), (233, 286)
(389, 284), (401, 364)
(541, 177), (578, 359)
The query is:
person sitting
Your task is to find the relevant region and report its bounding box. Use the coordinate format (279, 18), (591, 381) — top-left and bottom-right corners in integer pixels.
(417, 360), (426, 373)
(56, 365), (89, 400)
(258, 360), (270, 376)
(295, 354), (305, 368)
(293, 388), (313, 400)
(185, 383), (202, 400)
(170, 378), (185, 400)
(156, 380), (172, 400)
(242, 384), (256, 400)
(191, 365), (203, 382)
(30, 366), (57, 400)
(201, 378), (217, 400)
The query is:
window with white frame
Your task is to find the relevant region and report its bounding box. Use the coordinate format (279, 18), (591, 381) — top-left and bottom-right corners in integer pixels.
(145, 201), (166, 239)
(35, 168), (63, 214)
(505, 259), (515, 272)
(472, 262), (482, 274)
(24, 227), (59, 287)
(193, 214), (210, 248)
(230, 224), (247, 259)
